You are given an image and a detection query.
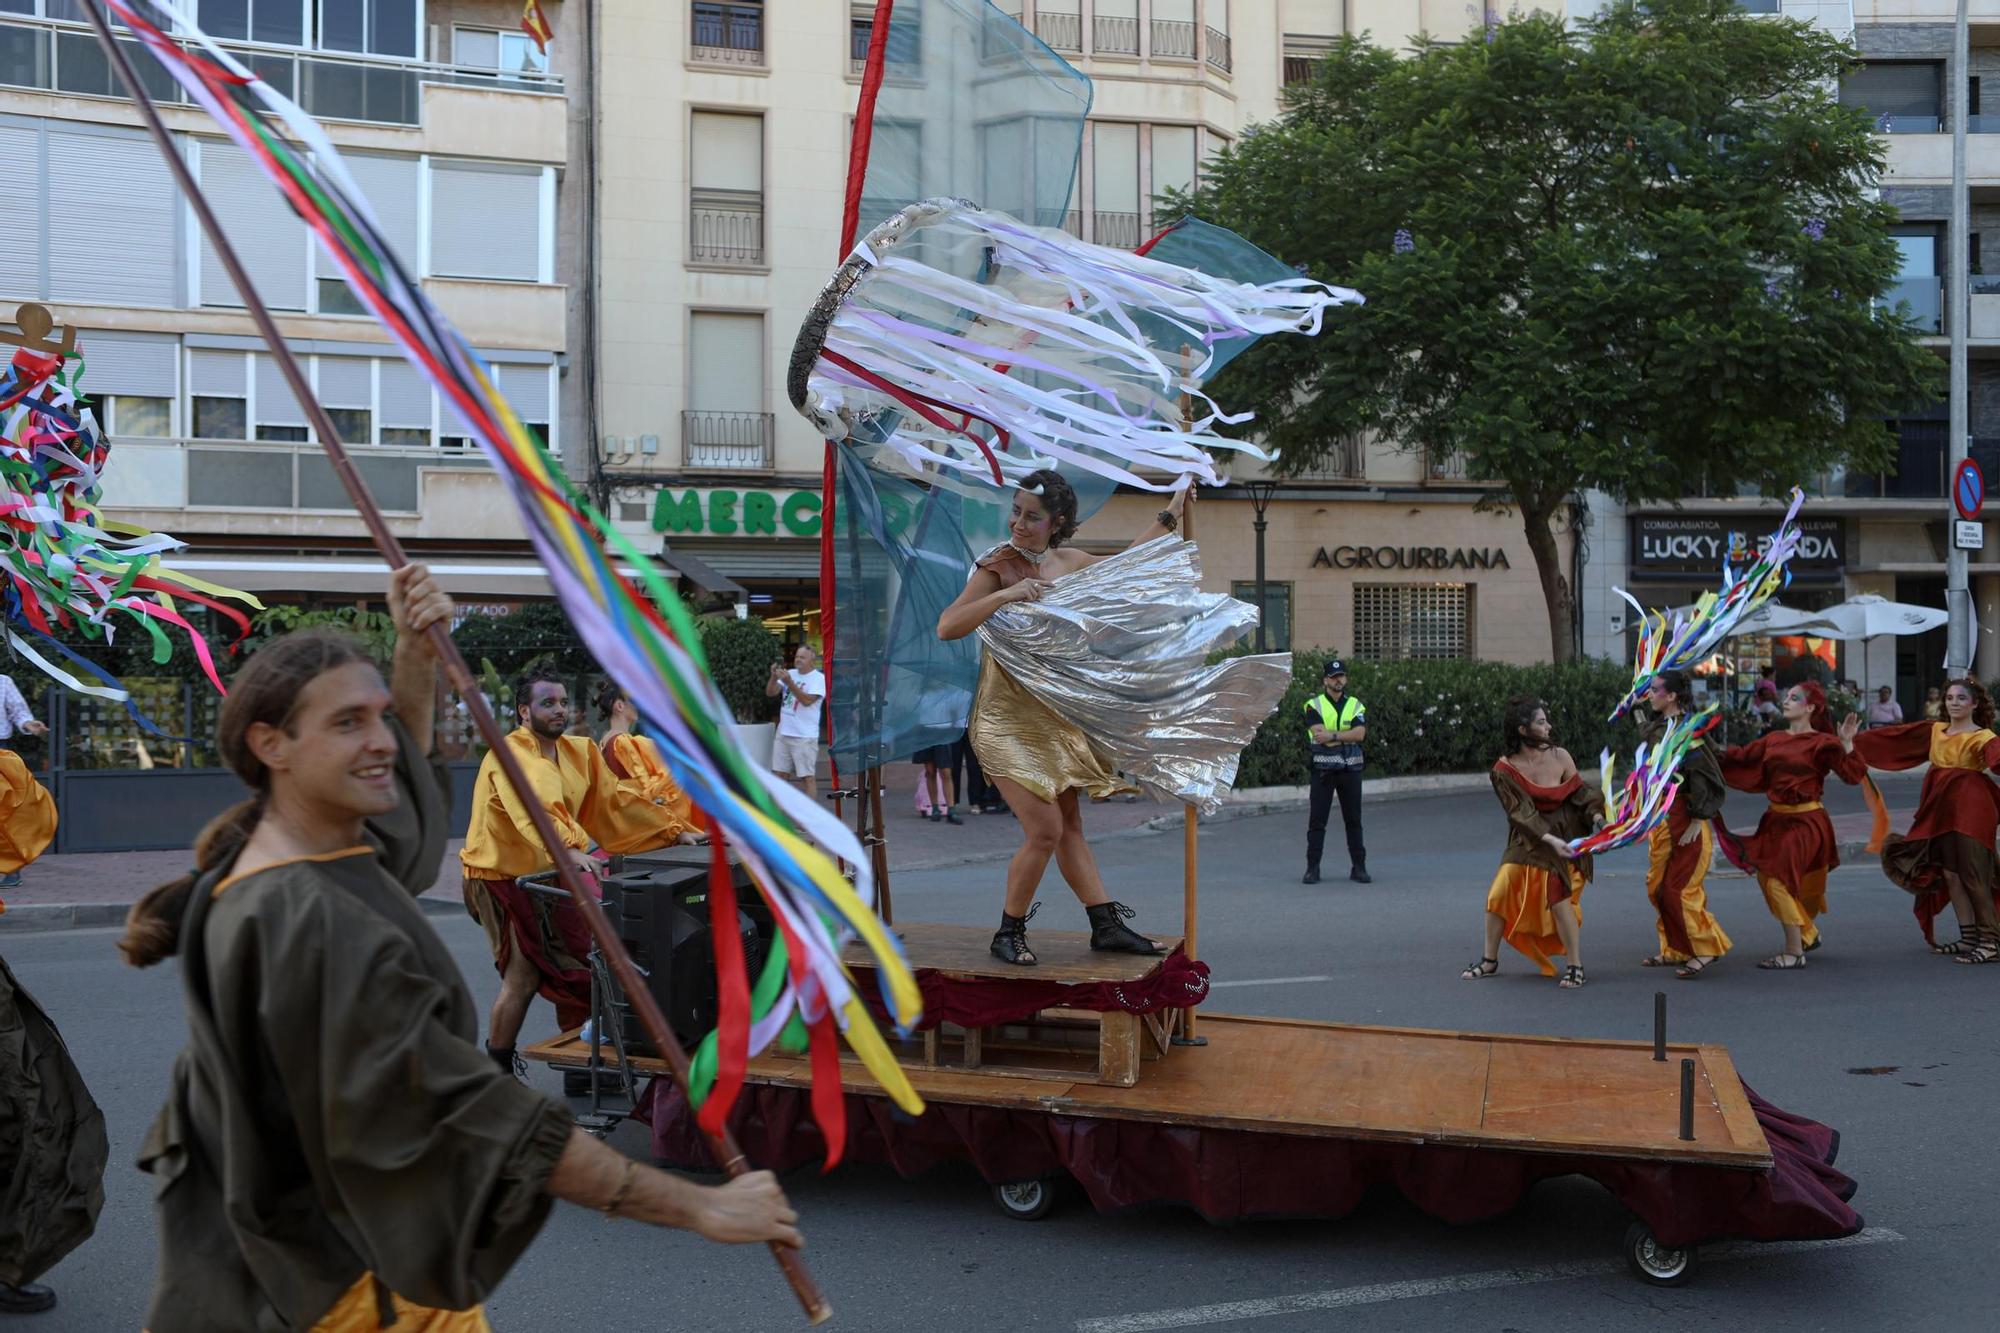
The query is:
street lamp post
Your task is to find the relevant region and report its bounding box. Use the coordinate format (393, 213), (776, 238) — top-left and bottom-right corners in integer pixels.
(1247, 479), (1279, 652)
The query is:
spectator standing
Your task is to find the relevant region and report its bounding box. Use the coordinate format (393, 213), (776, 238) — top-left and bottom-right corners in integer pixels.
(0, 674), (49, 891)
(766, 645), (825, 798)
(1303, 658), (1369, 884)
(1923, 686), (1944, 722)
(1866, 685), (1904, 729)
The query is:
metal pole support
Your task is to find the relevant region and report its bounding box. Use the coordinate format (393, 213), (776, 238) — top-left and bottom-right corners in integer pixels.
(1678, 1058), (1697, 1143)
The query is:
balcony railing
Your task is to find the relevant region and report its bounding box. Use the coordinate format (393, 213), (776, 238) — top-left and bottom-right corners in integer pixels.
(690, 188), (765, 266)
(1872, 112), (1942, 133)
(1204, 27), (1231, 73)
(1088, 210), (1146, 249)
(1880, 276), (1943, 333)
(691, 1), (764, 65)
(1035, 12), (1081, 51)
(1426, 450), (1499, 485)
(683, 412), (775, 472)
(1151, 18), (1196, 59)
(105, 439), (479, 515)
(1290, 437), (1365, 482)
(1093, 15), (1139, 55)
(0, 15), (561, 126)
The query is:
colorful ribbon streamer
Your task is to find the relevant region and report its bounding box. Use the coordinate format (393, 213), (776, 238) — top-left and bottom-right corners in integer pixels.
(1568, 707), (1721, 857)
(1608, 488), (1808, 721)
(104, 0), (924, 1143)
(0, 343), (259, 715)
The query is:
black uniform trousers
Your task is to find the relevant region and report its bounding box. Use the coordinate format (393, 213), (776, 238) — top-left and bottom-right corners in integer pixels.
(1306, 766), (1365, 873)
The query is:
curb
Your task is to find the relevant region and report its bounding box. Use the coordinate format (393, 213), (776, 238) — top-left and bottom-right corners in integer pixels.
(0, 893), (465, 935)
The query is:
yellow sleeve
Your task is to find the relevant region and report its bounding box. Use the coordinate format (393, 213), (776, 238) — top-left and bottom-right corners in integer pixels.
(579, 736), (678, 855)
(458, 740), (590, 879)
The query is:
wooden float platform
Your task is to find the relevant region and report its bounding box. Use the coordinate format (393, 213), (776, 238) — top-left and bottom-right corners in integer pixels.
(528, 922), (1772, 1170)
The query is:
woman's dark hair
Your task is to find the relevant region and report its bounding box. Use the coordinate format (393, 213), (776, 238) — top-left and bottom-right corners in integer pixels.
(1946, 678), (1997, 730)
(1652, 668), (1695, 713)
(595, 680), (628, 722)
(120, 630), (371, 968)
(1018, 468), (1079, 548)
(1502, 695), (1550, 755)
(513, 663), (565, 721)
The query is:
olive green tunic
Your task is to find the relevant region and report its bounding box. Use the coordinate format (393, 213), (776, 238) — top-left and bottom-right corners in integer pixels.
(138, 722), (574, 1332)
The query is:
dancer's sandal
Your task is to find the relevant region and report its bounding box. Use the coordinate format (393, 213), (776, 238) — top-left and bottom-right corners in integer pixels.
(1461, 957), (1499, 979)
(1932, 934), (1972, 956)
(1558, 965), (1586, 989)
(1952, 927), (2000, 966)
(1674, 955), (1716, 980)
(1757, 952), (1807, 970)
(1640, 954), (1674, 967)
(1804, 936), (1823, 954)
(990, 901), (1040, 966)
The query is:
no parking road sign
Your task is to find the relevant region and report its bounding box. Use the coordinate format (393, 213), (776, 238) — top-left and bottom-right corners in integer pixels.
(1955, 459), (1984, 522)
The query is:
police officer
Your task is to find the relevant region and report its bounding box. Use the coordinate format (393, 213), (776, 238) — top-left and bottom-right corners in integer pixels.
(1303, 657), (1369, 884)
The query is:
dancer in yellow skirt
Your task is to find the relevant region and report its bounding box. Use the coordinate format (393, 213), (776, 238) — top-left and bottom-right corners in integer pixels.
(595, 682), (709, 850)
(1638, 669), (1732, 978)
(1463, 697), (1600, 988)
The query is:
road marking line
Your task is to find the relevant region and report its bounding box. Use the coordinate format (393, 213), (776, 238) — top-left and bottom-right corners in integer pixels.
(1207, 975), (1335, 990)
(1074, 1227), (1903, 1332)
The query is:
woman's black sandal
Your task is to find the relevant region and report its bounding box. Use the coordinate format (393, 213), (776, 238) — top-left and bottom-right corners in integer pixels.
(991, 902), (1040, 966)
(1558, 964), (1586, 989)
(1461, 957), (1499, 979)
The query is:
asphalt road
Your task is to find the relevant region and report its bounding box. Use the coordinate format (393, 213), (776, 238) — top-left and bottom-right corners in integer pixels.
(9, 773), (1997, 1332)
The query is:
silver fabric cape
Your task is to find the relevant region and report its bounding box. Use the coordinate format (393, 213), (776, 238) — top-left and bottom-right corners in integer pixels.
(976, 536), (1292, 815)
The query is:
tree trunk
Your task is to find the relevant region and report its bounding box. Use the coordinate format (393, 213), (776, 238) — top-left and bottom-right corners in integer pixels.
(1519, 502), (1576, 663)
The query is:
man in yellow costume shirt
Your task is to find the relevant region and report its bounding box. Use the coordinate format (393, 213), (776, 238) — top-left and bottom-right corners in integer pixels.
(461, 664), (682, 1075)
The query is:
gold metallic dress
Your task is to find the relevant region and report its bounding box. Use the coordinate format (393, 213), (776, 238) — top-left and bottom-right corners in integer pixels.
(967, 537), (1291, 814)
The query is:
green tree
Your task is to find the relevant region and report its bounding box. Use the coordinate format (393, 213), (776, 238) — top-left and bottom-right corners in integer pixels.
(1186, 0), (1940, 660)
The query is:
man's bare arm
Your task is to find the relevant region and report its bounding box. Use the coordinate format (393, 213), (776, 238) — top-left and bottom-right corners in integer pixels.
(546, 1127), (801, 1247)
(386, 565), (453, 753)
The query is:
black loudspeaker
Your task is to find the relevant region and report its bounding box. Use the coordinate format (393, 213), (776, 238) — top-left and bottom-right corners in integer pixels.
(599, 847), (772, 1056)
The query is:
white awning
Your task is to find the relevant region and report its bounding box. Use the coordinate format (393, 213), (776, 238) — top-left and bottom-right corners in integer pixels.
(159, 556), (630, 599)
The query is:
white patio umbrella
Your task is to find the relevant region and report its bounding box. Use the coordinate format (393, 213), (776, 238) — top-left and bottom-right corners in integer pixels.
(1789, 594), (1949, 700)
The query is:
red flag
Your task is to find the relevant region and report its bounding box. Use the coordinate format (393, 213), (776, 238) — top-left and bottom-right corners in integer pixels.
(521, 0), (553, 54)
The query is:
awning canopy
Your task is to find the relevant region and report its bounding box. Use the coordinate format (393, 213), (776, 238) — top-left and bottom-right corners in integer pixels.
(161, 556), (616, 599)
(659, 543), (748, 598)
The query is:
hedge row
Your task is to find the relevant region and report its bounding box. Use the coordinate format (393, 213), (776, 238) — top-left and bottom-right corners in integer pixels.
(1228, 650), (1638, 787)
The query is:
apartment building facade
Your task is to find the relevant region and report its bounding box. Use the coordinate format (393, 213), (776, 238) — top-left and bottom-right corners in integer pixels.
(1617, 0), (2000, 713)
(0, 0), (579, 606)
(589, 0), (1576, 664)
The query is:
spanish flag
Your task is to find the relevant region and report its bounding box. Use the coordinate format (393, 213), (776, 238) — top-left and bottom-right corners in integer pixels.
(521, 0), (553, 53)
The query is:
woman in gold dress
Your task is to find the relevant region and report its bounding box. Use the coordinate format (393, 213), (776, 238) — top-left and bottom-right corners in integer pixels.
(937, 470), (1190, 965)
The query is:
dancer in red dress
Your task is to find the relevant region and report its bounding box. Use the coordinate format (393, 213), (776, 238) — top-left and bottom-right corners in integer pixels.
(1850, 679), (2000, 962)
(1716, 682), (1866, 970)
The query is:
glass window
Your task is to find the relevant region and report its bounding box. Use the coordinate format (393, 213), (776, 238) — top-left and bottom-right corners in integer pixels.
(321, 0), (364, 51)
(192, 395), (246, 439)
(1230, 581), (1291, 651)
(200, 0), (252, 40)
(255, 423), (309, 442)
(325, 406), (372, 443)
(0, 0), (35, 15)
(380, 426), (431, 447)
(1839, 61), (1942, 133)
(317, 276), (366, 316)
(109, 395), (171, 437)
(322, 0), (413, 57)
(453, 25), (498, 66)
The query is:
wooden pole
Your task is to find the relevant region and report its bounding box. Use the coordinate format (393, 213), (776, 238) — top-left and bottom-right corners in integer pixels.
(80, 6), (830, 1321)
(1174, 350), (1206, 1047)
(868, 766), (892, 925)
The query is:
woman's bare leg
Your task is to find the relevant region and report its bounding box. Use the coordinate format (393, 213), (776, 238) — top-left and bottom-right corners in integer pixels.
(1051, 788), (1112, 908)
(995, 775), (1063, 917)
(1551, 900), (1582, 970)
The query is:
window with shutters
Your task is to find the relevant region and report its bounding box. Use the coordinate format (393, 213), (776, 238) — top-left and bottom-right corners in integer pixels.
(188, 349), (247, 440)
(849, 1), (919, 78)
(254, 353), (309, 441)
(685, 312), (769, 471)
(316, 355), (374, 444)
(319, 0), (418, 58)
(693, 1), (764, 68)
(1204, 0), (1229, 73)
(1840, 62), (1942, 134)
(452, 24), (549, 81)
(314, 152), (418, 314)
(429, 160), (544, 282)
(1152, 124), (1196, 216)
(378, 358), (433, 446)
(199, 139), (309, 311)
(690, 112), (763, 267)
(73, 330), (179, 438)
(0, 118), (180, 308)
(1091, 122), (1140, 248)
(1353, 583), (1473, 661)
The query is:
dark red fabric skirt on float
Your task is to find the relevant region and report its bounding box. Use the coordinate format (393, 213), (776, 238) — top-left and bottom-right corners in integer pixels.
(638, 1080), (1860, 1250)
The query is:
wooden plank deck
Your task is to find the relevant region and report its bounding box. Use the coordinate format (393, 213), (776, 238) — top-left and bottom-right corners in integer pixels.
(528, 1012), (1771, 1170)
(860, 921), (1185, 983)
